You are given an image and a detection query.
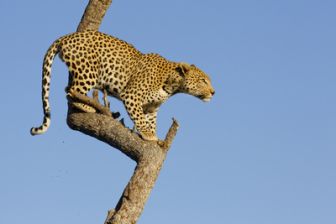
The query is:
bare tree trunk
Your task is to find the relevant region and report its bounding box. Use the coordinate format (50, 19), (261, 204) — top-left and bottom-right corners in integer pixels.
(77, 0), (113, 32)
(67, 1), (179, 223)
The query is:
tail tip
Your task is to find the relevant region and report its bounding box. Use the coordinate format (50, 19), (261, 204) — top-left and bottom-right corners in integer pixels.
(30, 127), (37, 136)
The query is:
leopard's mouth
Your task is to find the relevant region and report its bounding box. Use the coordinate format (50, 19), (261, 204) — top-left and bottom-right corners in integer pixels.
(198, 94), (212, 102)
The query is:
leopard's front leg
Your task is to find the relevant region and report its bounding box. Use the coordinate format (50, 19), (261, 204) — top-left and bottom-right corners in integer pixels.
(122, 96), (158, 141)
(145, 108), (158, 138)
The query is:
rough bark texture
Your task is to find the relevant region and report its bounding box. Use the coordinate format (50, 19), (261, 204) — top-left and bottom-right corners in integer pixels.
(68, 92), (178, 224)
(77, 0), (112, 32)
(68, 1), (179, 223)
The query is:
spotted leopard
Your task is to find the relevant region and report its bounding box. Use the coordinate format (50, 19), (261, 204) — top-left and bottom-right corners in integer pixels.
(31, 31), (215, 141)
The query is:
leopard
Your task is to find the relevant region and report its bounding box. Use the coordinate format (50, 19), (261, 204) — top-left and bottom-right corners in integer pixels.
(30, 31), (215, 141)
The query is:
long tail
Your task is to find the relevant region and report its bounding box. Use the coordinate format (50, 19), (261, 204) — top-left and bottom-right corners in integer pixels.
(30, 38), (62, 135)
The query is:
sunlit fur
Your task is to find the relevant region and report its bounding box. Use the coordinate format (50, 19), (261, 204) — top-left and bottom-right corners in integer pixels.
(31, 31), (215, 141)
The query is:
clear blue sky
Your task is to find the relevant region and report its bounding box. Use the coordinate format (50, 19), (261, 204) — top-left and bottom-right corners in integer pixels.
(1, 0), (335, 223)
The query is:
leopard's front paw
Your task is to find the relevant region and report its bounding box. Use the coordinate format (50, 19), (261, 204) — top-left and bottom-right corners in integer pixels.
(140, 131), (158, 141)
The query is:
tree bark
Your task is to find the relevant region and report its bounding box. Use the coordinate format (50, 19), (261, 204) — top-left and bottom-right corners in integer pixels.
(77, 0), (113, 32)
(67, 1), (180, 223)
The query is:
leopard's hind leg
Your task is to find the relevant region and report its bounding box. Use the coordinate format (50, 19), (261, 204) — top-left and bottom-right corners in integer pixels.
(66, 71), (97, 113)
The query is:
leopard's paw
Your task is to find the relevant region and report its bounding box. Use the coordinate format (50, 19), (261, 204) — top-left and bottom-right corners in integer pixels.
(140, 131), (158, 141)
(72, 102), (96, 113)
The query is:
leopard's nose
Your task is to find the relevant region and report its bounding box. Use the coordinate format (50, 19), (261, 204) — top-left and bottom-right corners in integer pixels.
(211, 89), (215, 96)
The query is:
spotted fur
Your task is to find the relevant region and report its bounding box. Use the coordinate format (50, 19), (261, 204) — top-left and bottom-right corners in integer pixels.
(31, 31), (215, 141)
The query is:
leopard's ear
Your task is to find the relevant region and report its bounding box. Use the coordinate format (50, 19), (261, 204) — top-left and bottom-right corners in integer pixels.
(175, 62), (191, 77)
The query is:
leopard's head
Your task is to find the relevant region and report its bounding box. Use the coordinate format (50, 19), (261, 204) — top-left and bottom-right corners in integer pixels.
(176, 63), (215, 102)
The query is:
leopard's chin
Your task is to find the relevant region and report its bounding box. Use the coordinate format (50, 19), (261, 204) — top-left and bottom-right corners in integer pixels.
(202, 97), (211, 102)
(198, 94), (213, 102)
